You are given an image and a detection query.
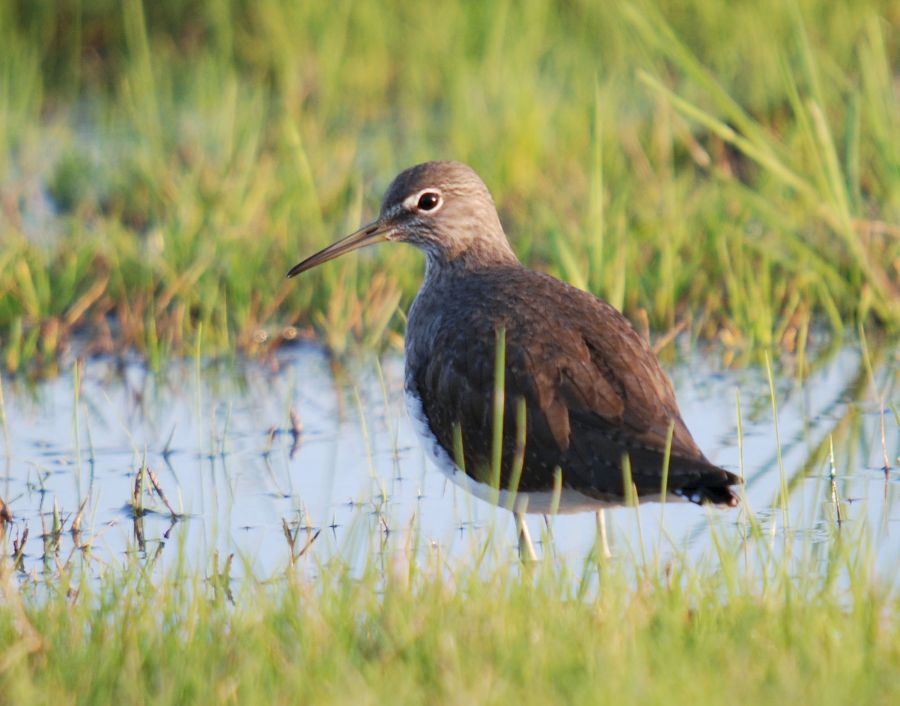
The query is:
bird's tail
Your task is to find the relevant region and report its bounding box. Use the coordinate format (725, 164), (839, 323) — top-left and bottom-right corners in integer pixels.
(669, 460), (742, 507)
(675, 483), (741, 507)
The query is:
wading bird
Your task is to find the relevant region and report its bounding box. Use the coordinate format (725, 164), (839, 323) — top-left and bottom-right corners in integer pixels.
(288, 161), (740, 559)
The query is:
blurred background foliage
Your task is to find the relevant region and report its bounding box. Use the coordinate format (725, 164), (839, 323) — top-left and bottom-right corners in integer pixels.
(0, 0), (897, 371)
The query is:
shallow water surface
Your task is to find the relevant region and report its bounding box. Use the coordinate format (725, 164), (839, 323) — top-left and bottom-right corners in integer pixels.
(1, 342), (897, 581)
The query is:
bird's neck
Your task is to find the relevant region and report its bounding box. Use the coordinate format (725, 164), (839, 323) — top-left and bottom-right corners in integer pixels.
(423, 237), (519, 283)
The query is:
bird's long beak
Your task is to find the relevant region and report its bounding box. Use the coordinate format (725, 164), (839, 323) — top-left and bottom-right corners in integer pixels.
(286, 218), (392, 278)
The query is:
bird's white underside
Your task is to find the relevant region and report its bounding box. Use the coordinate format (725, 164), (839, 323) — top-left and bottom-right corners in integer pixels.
(404, 387), (684, 514)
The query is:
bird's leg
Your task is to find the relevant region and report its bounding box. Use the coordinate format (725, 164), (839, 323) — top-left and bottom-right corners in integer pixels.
(515, 511), (537, 562)
(595, 509), (611, 560)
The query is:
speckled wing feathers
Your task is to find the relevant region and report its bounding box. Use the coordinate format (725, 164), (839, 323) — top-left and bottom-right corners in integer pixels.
(406, 266), (740, 506)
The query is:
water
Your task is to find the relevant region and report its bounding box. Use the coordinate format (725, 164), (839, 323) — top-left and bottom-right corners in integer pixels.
(1, 341), (897, 582)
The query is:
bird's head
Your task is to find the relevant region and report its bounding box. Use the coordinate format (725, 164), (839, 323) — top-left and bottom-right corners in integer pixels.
(287, 161), (516, 279)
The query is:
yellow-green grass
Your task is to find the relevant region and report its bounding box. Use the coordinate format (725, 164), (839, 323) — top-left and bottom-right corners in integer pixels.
(1, 0), (898, 373)
(1, 511), (898, 705)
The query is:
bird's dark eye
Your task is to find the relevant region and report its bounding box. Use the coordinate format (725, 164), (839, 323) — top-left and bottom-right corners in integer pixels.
(416, 191), (441, 211)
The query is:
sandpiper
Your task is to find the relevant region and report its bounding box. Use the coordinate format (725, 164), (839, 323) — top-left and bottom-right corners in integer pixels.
(288, 161), (740, 557)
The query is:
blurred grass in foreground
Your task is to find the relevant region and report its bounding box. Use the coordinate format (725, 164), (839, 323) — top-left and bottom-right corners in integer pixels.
(1, 509), (898, 704)
(0, 0), (898, 372)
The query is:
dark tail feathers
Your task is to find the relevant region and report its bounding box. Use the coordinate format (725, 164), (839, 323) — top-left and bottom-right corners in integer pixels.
(674, 464), (742, 507)
(676, 483), (740, 507)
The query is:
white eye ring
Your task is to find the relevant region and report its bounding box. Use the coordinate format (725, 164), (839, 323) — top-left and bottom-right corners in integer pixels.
(404, 189), (444, 213)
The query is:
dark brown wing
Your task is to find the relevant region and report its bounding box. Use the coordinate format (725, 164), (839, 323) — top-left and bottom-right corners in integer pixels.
(407, 266), (740, 506)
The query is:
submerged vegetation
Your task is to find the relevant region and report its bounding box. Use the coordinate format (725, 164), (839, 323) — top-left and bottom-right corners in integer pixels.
(0, 0), (898, 372)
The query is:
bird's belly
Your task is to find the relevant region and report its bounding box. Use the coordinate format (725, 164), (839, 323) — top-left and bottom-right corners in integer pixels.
(403, 385), (616, 514)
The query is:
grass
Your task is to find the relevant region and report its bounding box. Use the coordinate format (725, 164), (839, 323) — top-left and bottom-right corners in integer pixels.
(0, 335), (896, 704)
(1, 506), (898, 705)
(0, 0), (898, 373)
